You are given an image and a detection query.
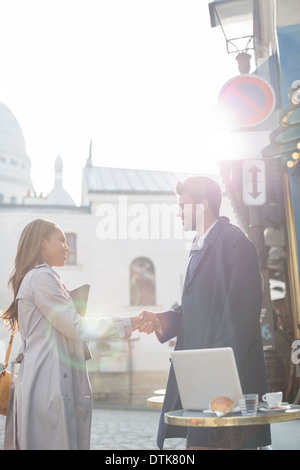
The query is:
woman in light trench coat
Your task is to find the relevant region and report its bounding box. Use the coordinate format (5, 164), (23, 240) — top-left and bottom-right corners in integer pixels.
(1, 219), (140, 450)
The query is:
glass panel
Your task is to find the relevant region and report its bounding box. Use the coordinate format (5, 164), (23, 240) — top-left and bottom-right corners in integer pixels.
(130, 257), (156, 306)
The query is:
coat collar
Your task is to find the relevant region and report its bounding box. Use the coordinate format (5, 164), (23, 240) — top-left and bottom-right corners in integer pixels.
(189, 216), (230, 256)
(34, 262), (61, 281)
(204, 216), (230, 247)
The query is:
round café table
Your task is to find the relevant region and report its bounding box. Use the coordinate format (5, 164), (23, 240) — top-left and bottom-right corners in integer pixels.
(147, 389), (165, 408)
(164, 405), (300, 427)
(147, 395), (164, 408)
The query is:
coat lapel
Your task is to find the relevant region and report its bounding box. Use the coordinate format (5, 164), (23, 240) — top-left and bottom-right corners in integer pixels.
(184, 244), (209, 290)
(183, 217), (230, 290)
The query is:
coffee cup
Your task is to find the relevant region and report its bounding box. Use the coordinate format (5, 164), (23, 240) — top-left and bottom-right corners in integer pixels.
(262, 392), (283, 408)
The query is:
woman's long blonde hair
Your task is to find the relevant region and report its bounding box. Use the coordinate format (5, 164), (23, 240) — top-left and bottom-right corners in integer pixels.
(2, 219), (58, 328)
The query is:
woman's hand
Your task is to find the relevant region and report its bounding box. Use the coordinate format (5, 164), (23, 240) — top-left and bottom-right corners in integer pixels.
(130, 315), (142, 332)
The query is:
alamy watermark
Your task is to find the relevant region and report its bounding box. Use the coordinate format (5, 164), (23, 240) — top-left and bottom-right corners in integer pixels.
(95, 196), (204, 250)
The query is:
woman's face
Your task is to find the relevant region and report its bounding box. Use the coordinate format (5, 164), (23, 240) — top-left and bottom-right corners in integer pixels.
(41, 227), (69, 267)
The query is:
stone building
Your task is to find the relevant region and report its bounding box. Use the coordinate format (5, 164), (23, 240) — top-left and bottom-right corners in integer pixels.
(0, 99), (237, 405)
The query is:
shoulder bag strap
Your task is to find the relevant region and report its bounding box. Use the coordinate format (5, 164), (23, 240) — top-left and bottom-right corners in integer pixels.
(3, 323), (16, 369)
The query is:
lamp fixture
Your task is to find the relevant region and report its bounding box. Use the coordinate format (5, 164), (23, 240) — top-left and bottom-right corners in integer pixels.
(209, 0), (256, 54)
(209, 0), (258, 74)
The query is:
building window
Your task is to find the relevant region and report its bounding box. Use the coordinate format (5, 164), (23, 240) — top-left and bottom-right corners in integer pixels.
(130, 257), (156, 306)
(0, 194), (3, 203)
(10, 196), (16, 204)
(65, 233), (77, 265)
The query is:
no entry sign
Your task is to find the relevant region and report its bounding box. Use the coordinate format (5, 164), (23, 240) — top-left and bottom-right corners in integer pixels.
(218, 74), (276, 128)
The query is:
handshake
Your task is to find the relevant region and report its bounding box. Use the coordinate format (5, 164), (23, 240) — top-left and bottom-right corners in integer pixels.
(130, 310), (161, 335)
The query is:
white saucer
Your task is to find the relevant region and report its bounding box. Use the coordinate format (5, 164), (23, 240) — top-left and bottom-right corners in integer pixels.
(259, 405), (291, 412)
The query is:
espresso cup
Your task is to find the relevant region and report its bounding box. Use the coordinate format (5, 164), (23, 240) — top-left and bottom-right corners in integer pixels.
(262, 392), (283, 408)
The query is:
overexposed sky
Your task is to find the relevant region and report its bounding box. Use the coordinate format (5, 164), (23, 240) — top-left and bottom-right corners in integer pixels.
(0, 0), (243, 204)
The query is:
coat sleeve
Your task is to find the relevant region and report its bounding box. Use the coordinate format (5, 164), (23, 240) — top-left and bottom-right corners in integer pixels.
(212, 235), (263, 370)
(156, 305), (183, 343)
(30, 269), (128, 341)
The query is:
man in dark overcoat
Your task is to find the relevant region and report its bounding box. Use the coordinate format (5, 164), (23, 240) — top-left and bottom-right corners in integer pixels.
(139, 176), (271, 450)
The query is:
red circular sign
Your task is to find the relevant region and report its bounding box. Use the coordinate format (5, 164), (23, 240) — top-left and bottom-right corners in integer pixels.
(218, 74), (276, 127)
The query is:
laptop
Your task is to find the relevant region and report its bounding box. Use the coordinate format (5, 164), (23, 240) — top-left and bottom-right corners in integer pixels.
(171, 347), (243, 411)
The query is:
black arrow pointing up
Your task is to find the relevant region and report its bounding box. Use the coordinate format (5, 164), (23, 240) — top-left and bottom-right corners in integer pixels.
(249, 165), (261, 199)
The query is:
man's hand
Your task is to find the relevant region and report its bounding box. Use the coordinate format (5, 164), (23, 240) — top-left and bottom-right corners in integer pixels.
(138, 310), (160, 334)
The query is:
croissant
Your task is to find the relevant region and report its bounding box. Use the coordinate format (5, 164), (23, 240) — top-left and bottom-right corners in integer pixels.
(210, 396), (235, 415)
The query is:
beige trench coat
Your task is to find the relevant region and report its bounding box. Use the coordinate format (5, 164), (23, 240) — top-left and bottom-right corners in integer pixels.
(4, 264), (128, 450)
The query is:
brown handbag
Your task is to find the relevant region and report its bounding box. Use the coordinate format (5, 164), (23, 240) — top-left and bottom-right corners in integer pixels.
(0, 325), (16, 416)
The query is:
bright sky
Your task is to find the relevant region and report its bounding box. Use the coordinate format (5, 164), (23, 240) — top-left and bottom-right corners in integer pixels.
(0, 0), (242, 205)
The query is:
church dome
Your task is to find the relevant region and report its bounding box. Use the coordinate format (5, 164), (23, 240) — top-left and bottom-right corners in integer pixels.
(0, 101), (33, 204)
(0, 101), (27, 157)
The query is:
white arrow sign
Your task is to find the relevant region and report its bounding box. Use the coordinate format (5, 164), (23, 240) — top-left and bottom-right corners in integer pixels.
(243, 159), (266, 206)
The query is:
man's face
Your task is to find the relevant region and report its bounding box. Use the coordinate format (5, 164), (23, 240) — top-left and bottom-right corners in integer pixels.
(177, 192), (205, 234)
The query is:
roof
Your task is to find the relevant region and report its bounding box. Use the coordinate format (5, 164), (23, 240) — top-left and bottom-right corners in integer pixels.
(0, 203), (91, 213)
(46, 186), (76, 206)
(83, 166), (214, 194)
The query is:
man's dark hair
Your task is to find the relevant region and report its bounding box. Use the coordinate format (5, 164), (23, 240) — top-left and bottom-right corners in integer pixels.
(175, 176), (222, 217)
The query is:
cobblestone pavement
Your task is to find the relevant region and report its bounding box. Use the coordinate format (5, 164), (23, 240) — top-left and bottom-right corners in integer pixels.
(0, 407), (185, 450)
(90, 408), (185, 450)
(1, 405), (300, 450)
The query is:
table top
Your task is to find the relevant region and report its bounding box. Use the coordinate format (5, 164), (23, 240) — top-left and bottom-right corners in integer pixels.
(164, 405), (300, 427)
(147, 396), (164, 408)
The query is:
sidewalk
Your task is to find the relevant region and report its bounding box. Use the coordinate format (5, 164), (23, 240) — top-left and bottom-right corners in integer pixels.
(1, 403), (300, 450)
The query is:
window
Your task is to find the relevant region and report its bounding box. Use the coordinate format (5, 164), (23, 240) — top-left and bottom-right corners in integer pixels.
(10, 196), (16, 204)
(130, 257), (156, 306)
(0, 194), (3, 203)
(65, 233), (77, 265)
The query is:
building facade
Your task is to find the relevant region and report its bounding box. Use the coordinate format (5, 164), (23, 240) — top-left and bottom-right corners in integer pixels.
(0, 99), (237, 403)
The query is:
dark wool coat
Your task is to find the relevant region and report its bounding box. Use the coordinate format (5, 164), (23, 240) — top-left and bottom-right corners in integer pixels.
(156, 217), (271, 449)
